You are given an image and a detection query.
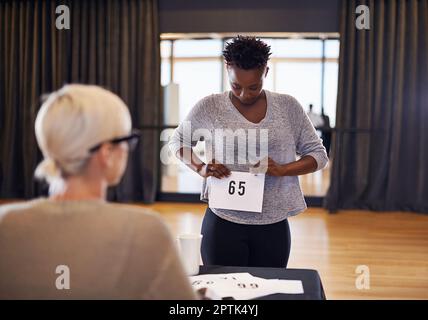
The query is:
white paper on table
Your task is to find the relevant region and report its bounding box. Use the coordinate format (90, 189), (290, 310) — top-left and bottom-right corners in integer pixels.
(190, 273), (270, 299)
(189, 273), (304, 300)
(263, 279), (304, 294)
(190, 273), (255, 285)
(208, 171), (265, 213)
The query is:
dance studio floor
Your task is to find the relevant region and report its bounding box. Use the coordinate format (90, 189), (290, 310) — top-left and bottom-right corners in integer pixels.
(139, 202), (428, 300)
(1, 198), (426, 299)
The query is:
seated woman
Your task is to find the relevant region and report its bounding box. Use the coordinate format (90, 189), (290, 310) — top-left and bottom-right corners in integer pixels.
(0, 84), (196, 299)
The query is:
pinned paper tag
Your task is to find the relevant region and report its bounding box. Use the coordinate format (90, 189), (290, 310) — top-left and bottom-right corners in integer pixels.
(208, 171), (265, 213)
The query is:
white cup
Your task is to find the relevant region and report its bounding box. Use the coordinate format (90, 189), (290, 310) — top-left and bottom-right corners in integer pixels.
(176, 233), (203, 276)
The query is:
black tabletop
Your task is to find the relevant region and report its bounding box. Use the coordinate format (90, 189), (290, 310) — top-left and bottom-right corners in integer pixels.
(198, 265), (326, 300)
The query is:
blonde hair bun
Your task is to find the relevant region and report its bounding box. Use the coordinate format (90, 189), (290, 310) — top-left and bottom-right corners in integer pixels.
(34, 84), (132, 184)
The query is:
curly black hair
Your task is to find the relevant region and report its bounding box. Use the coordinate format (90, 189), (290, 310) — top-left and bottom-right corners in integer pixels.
(223, 35), (272, 70)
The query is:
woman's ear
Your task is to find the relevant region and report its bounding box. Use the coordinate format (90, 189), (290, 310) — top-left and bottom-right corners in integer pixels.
(265, 66), (270, 77)
(97, 143), (114, 168)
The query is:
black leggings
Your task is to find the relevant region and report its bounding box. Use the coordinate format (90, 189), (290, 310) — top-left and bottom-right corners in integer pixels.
(201, 208), (291, 268)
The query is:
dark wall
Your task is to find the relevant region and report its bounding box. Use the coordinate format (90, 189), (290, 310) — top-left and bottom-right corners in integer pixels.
(159, 0), (341, 33)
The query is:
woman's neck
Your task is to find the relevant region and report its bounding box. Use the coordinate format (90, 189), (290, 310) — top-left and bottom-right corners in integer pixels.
(50, 175), (107, 202)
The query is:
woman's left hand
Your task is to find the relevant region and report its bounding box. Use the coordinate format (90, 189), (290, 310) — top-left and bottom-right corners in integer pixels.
(265, 157), (287, 176)
(252, 157), (287, 176)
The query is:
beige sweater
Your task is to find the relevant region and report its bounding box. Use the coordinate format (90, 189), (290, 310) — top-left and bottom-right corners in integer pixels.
(0, 198), (197, 300)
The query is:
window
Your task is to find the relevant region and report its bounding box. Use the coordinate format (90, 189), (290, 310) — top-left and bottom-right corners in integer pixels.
(275, 62), (322, 113)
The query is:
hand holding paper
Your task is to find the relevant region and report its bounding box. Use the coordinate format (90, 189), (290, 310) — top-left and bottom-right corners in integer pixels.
(208, 171), (265, 213)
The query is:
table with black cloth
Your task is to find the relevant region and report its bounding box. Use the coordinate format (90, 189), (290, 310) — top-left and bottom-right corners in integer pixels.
(198, 265), (326, 300)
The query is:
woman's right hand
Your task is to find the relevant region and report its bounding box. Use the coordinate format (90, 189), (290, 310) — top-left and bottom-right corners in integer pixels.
(197, 159), (231, 179)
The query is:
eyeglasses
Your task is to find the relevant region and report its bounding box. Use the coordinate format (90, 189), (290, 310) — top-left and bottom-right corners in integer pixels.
(88, 129), (141, 153)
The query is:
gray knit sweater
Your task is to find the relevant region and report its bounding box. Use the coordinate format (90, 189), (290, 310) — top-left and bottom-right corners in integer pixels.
(169, 90), (329, 225)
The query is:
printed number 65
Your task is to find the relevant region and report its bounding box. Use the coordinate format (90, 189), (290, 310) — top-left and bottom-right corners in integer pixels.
(228, 180), (246, 196)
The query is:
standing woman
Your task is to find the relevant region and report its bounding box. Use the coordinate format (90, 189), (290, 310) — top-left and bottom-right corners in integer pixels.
(169, 36), (328, 268)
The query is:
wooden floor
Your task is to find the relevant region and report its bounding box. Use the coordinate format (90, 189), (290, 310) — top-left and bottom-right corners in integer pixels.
(139, 202), (428, 300)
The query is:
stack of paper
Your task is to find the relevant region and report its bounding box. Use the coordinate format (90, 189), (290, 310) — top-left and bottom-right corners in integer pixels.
(190, 273), (304, 300)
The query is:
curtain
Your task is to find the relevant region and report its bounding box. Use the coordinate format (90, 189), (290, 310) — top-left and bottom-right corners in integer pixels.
(325, 0), (428, 213)
(0, 0), (160, 203)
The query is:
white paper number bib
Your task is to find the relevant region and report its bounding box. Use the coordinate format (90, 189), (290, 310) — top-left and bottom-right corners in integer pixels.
(208, 171), (265, 213)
